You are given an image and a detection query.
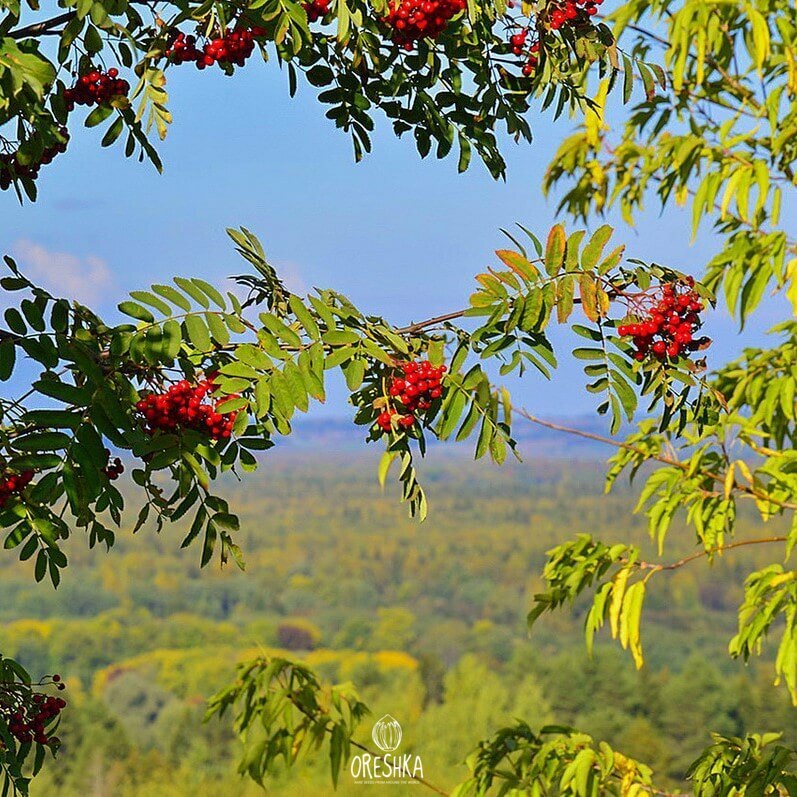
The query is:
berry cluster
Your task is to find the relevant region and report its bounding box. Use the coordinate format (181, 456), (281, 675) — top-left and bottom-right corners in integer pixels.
(2, 680), (66, 747)
(508, 29), (540, 76)
(0, 129), (69, 191)
(0, 470), (34, 509)
(376, 360), (447, 432)
(103, 450), (124, 481)
(618, 280), (709, 362)
(166, 26), (266, 70)
(303, 0), (331, 22)
(64, 68), (130, 110)
(383, 0), (466, 49)
(136, 378), (237, 441)
(546, 0), (602, 30)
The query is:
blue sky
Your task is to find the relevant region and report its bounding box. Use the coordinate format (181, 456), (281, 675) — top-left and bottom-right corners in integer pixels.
(0, 57), (790, 419)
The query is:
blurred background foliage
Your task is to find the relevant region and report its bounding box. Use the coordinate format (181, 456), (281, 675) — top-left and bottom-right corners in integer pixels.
(0, 448), (790, 795)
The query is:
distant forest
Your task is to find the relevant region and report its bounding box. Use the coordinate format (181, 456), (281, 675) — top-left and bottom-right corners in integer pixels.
(1, 451), (789, 796)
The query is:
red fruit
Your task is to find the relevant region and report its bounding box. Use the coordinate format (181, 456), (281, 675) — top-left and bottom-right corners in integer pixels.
(67, 67), (129, 107)
(136, 378), (239, 442)
(619, 280), (709, 365)
(380, 359), (446, 434)
(383, 0), (463, 47)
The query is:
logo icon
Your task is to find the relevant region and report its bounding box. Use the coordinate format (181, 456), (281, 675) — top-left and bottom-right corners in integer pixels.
(371, 714), (402, 752)
(350, 713), (423, 783)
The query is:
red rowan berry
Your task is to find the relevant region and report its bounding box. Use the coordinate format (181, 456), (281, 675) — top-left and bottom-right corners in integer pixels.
(136, 376), (238, 442)
(376, 359), (447, 435)
(64, 68), (129, 111)
(617, 280), (710, 365)
(383, 0), (465, 48)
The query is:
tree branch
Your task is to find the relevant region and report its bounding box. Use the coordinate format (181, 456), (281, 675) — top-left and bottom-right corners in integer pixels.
(9, 11), (76, 40)
(395, 309), (467, 336)
(513, 407), (797, 512)
(638, 536), (788, 573)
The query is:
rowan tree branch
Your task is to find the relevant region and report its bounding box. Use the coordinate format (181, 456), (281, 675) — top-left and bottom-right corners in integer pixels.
(9, 12), (76, 40)
(637, 536), (789, 573)
(513, 407), (797, 512)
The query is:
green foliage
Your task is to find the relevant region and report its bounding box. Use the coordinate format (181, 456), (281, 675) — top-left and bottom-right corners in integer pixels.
(206, 656), (369, 787)
(0, 0), (666, 198)
(451, 723), (653, 797)
(0, 219), (710, 585)
(730, 567), (797, 705)
(0, 654), (60, 796)
(686, 733), (797, 797)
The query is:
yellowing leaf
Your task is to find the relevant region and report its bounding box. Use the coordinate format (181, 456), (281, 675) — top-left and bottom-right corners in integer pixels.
(544, 225), (566, 276)
(786, 259), (797, 317)
(579, 274), (599, 322)
(495, 249), (539, 282)
(620, 581), (646, 669)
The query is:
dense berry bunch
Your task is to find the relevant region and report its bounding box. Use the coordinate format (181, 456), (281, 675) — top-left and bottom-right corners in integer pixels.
(546, 0), (602, 30)
(166, 26), (266, 69)
(2, 682), (66, 747)
(618, 280), (710, 362)
(383, 0), (466, 49)
(508, 29), (540, 75)
(376, 360), (447, 432)
(0, 470), (34, 509)
(303, 0), (331, 22)
(0, 128), (69, 190)
(103, 450), (124, 481)
(64, 68), (130, 110)
(136, 378), (237, 441)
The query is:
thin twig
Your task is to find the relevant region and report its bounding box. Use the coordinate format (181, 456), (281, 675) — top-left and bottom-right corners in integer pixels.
(637, 536), (788, 573)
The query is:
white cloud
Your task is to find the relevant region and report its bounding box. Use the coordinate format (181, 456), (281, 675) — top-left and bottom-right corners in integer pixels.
(11, 239), (113, 305)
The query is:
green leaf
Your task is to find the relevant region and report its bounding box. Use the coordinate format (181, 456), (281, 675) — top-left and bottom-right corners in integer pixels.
(174, 277), (210, 308)
(0, 340), (16, 381)
(85, 104), (114, 128)
(101, 115), (125, 147)
(119, 301), (155, 323)
(289, 295), (320, 340)
(152, 284), (192, 311)
(323, 330), (360, 346)
(193, 279), (226, 309)
(580, 225), (614, 271)
(129, 291), (171, 316)
(184, 315), (212, 351)
(207, 313), (231, 346)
